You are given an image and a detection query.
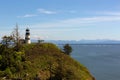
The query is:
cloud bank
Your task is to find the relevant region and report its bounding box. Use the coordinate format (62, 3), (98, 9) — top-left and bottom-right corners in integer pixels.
(30, 15), (120, 29)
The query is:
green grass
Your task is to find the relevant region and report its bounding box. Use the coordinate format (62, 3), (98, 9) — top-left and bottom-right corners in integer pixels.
(0, 43), (95, 80)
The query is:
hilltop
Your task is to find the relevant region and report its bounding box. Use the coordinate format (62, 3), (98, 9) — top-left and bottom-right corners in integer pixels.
(0, 43), (95, 80)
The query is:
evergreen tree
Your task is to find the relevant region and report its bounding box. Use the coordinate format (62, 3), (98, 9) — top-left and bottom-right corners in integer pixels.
(63, 44), (72, 55)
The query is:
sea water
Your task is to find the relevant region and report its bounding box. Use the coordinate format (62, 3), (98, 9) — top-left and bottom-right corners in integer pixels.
(59, 44), (120, 80)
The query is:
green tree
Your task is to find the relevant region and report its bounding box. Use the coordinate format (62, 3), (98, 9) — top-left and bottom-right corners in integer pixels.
(1, 24), (21, 50)
(1, 35), (14, 47)
(63, 44), (72, 55)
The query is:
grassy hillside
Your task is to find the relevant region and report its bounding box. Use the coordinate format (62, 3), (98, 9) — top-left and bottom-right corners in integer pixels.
(0, 43), (95, 80)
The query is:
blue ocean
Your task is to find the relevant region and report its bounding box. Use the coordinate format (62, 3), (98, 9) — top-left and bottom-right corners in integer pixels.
(59, 44), (120, 80)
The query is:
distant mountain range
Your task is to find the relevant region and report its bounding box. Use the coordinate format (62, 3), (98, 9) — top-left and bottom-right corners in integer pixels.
(32, 39), (120, 44)
(1, 39), (120, 45)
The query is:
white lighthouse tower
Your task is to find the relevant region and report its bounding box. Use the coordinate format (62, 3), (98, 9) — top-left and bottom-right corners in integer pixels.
(25, 28), (31, 44)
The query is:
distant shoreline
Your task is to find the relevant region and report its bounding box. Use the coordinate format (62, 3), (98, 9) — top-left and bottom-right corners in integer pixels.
(58, 43), (120, 45)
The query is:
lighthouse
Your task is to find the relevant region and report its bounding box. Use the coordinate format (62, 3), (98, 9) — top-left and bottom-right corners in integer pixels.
(25, 28), (31, 44)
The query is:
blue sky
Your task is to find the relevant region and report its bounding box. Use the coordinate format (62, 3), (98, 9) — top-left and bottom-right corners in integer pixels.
(0, 0), (120, 40)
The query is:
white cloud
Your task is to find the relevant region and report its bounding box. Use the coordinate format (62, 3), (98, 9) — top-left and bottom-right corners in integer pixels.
(17, 8), (77, 18)
(30, 15), (120, 29)
(37, 8), (57, 14)
(62, 16), (120, 24)
(17, 14), (37, 18)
